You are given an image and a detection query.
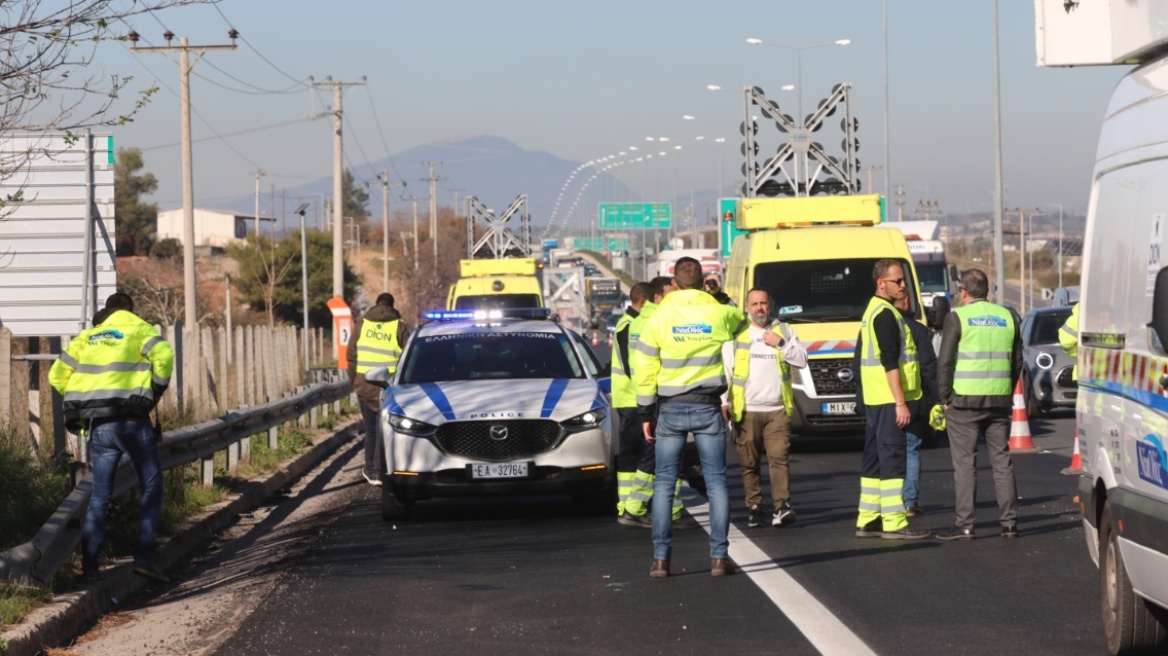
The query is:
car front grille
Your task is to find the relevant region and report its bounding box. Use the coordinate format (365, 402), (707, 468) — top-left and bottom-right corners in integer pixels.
(1057, 366), (1077, 389)
(807, 358), (857, 396)
(434, 420), (563, 461)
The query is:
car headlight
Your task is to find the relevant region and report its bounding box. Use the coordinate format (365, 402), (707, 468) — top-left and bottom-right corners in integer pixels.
(1036, 352), (1054, 370)
(388, 413), (438, 436)
(562, 407), (609, 432)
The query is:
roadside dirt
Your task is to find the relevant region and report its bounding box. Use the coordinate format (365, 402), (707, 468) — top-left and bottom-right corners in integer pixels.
(52, 439), (369, 656)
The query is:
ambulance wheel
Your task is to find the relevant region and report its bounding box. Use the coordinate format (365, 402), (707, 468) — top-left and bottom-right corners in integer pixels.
(381, 486), (413, 522)
(1099, 501), (1168, 654)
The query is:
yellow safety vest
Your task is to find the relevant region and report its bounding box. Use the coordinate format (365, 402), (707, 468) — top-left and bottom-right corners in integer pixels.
(1059, 302), (1079, 378)
(858, 296), (921, 406)
(610, 310), (638, 408)
(952, 301), (1015, 396)
(632, 291), (742, 407)
(48, 310), (175, 420)
(354, 319), (403, 375)
(730, 322), (795, 421)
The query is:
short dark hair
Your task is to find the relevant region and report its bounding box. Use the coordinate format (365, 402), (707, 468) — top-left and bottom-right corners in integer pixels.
(629, 282), (650, 304)
(673, 257), (703, 290)
(872, 259), (903, 286)
(960, 268), (990, 299)
(746, 287), (770, 302)
(104, 292), (134, 312)
(648, 276), (673, 300)
(375, 292), (395, 307)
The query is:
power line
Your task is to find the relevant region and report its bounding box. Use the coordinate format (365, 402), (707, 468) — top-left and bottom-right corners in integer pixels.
(139, 115), (325, 152)
(211, 3), (309, 89)
(364, 85), (405, 184)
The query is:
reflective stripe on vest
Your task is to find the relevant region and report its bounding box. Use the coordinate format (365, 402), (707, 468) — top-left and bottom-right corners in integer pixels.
(354, 319), (403, 375)
(632, 292), (737, 405)
(858, 296), (921, 405)
(611, 311), (637, 408)
(952, 301), (1014, 396)
(730, 322), (794, 421)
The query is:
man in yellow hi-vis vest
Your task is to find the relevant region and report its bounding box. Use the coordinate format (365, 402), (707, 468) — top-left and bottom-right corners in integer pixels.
(348, 292), (411, 486)
(612, 281), (652, 525)
(633, 257), (745, 578)
(721, 288), (807, 529)
(936, 268), (1021, 540)
(854, 259), (931, 540)
(49, 292), (175, 583)
(1059, 301), (1079, 379)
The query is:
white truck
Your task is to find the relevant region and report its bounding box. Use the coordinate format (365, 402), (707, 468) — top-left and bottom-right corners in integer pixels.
(655, 248), (722, 279)
(880, 220), (952, 311)
(1036, 2), (1168, 652)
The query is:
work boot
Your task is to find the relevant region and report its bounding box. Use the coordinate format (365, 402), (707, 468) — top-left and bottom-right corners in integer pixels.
(882, 526), (932, 540)
(649, 559), (670, 579)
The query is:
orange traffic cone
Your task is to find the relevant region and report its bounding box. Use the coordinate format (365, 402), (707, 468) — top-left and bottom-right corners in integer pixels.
(1060, 430), (1083, 476)
(1008, 378), (1038, 453)
(592, 331), (600, 347)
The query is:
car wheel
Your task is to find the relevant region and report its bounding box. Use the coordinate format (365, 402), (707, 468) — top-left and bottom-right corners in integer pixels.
(381, 485), (413, 522)
(1024, 374), (1042, 417)
(1099, 501), (1168, 654)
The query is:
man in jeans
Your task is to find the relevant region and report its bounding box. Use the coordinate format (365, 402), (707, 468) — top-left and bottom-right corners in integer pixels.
(721, 288), (807, 528)
(894, 294), (940, 516)
(49, 293), (175, 583)
(633, 257), (745, 578)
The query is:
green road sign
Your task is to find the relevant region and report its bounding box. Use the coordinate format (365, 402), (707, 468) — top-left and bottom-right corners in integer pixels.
(720, 198), (748, 257)
(598, 202), (672, 229)
(573, 236), (630, 251)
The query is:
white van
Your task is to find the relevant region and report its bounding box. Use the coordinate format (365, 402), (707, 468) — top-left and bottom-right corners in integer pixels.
(1036, 2), (1168, 652)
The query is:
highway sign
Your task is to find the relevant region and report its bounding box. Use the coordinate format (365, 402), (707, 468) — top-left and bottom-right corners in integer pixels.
(573, 237), (630, 251)
(598, 202), (672, 229)
(720, 198), (748, 257)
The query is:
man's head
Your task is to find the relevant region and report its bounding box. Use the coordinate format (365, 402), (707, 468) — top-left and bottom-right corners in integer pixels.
(959, 268), (990, 301)
(375, 292), (395, 308)
(872, 259), (908, 303)
(104, 292), (134, 313)
(745, 288), (772, 326)
(629, 282), (651, 310)
(648, 276), (676, 304)
(672, 257), (703, 290)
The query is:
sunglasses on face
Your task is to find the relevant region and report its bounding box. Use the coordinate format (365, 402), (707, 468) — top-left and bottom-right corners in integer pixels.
(881, 277), (906, 286)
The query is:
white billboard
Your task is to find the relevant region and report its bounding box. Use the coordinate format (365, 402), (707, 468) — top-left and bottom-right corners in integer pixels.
(0, 133), (117, 336)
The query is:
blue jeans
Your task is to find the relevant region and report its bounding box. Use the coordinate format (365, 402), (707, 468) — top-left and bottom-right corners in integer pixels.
(651, 404), (729, 560)
(83, 418), (163, 573)
(904, 426), (922, 508)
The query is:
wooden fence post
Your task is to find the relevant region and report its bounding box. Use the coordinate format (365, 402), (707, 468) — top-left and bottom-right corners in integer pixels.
(0, 327), (11, 431)
(217, 327), (229, 412)
(234, 325), (245, 408)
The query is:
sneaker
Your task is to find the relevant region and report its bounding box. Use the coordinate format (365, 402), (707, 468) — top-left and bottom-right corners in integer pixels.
(855, 519), (883, 538)
(747, 505), (764, 528)
(882, 526), (932, 540)
(673, 515), (700, 530)
(905, 506), (924, 517)
(617, 511), (652, 528)
(362, 468), (383, 487)
(772, 501), (796, 527)
(132, 562), (170, 584)
(936, 526), (976, 541)
(1001, 525), (1019, 538)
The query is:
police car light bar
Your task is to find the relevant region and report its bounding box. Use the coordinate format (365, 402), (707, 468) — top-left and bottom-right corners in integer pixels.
(423, 308), (554, 322)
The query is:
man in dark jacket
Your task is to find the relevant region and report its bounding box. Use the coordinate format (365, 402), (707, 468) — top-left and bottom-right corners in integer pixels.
(935, 269), (1023, 540)
(894, 294), (939, 516)
(347, 293), (412, 485)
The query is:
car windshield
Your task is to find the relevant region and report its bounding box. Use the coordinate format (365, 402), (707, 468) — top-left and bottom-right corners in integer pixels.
(1029, 313), (1070, 346)
(754, 258), (916, 322)
(916, 263), (948, 293)
(454, 294), (542, 311)
(399, 329), (585, 383)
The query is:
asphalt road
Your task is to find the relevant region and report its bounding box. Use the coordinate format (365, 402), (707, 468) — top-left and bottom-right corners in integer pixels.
(209, 410), (1102, 656)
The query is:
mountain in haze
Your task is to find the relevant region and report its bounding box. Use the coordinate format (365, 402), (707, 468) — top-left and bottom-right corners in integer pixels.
(204, 135), (726, 237)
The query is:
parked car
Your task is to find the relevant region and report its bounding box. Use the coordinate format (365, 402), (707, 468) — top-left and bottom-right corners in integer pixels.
(1019, 306), (1076, 415)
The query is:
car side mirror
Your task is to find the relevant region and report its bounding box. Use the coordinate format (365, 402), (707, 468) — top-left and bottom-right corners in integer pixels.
(927, 296), (951, 330)
(1149, 267), (1168, 349)
(364, 366), (391, 389)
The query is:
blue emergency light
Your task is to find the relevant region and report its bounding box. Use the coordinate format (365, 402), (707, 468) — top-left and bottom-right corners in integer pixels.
(423, 308), (554, 322)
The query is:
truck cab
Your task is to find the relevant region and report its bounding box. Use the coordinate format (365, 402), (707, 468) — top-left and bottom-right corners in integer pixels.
(446, 258), (545, 310)
(724, 195), (940, 435)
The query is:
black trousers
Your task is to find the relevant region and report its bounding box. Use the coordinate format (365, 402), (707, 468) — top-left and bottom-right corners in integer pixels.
(617, 407), (655, 472)
(360, 401), (384, 476)
(861, 404), (906, 480)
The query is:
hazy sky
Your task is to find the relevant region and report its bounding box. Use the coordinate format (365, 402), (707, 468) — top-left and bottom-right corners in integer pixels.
(92, 0), (1125, 220)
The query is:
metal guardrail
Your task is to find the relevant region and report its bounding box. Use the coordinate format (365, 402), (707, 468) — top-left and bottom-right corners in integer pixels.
(0, 373), (354, 586)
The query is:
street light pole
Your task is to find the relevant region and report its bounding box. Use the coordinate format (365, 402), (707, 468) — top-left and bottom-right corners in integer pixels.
(296, 203), (311, 372)
(991, 0), (1006, 304)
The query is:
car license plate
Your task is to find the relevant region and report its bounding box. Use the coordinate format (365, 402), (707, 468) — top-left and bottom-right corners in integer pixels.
(822, 402), (856, 415)
(470, 462), (528, 479)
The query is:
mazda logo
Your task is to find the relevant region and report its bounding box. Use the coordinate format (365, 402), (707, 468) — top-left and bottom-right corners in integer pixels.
(837, 367), (855, 383)
(489, 425), (509, 441)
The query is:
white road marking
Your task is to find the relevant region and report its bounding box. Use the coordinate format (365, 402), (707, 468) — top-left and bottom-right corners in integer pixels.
(682, 488), (878, 656)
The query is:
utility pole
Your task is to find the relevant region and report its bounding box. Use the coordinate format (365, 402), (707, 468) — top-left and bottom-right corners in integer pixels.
(411, 197), (420, 272)
(895, 184), (906, 222)
(253, 169), (263, 237)
(381, 170), (390, 293)
(310, 76), (366, 298)
(422, 162), (445, 270)
(131, 30), (237, 413)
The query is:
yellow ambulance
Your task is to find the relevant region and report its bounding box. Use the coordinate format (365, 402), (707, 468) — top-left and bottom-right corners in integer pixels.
(724, 195), (946, 435)
(446, 258), (545, 310)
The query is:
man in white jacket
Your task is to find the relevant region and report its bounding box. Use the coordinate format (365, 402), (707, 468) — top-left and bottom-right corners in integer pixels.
(721, 288), (808, 528)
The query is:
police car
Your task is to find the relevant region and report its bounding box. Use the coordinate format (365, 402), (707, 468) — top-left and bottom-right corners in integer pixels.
(366, 308), (615, 520)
